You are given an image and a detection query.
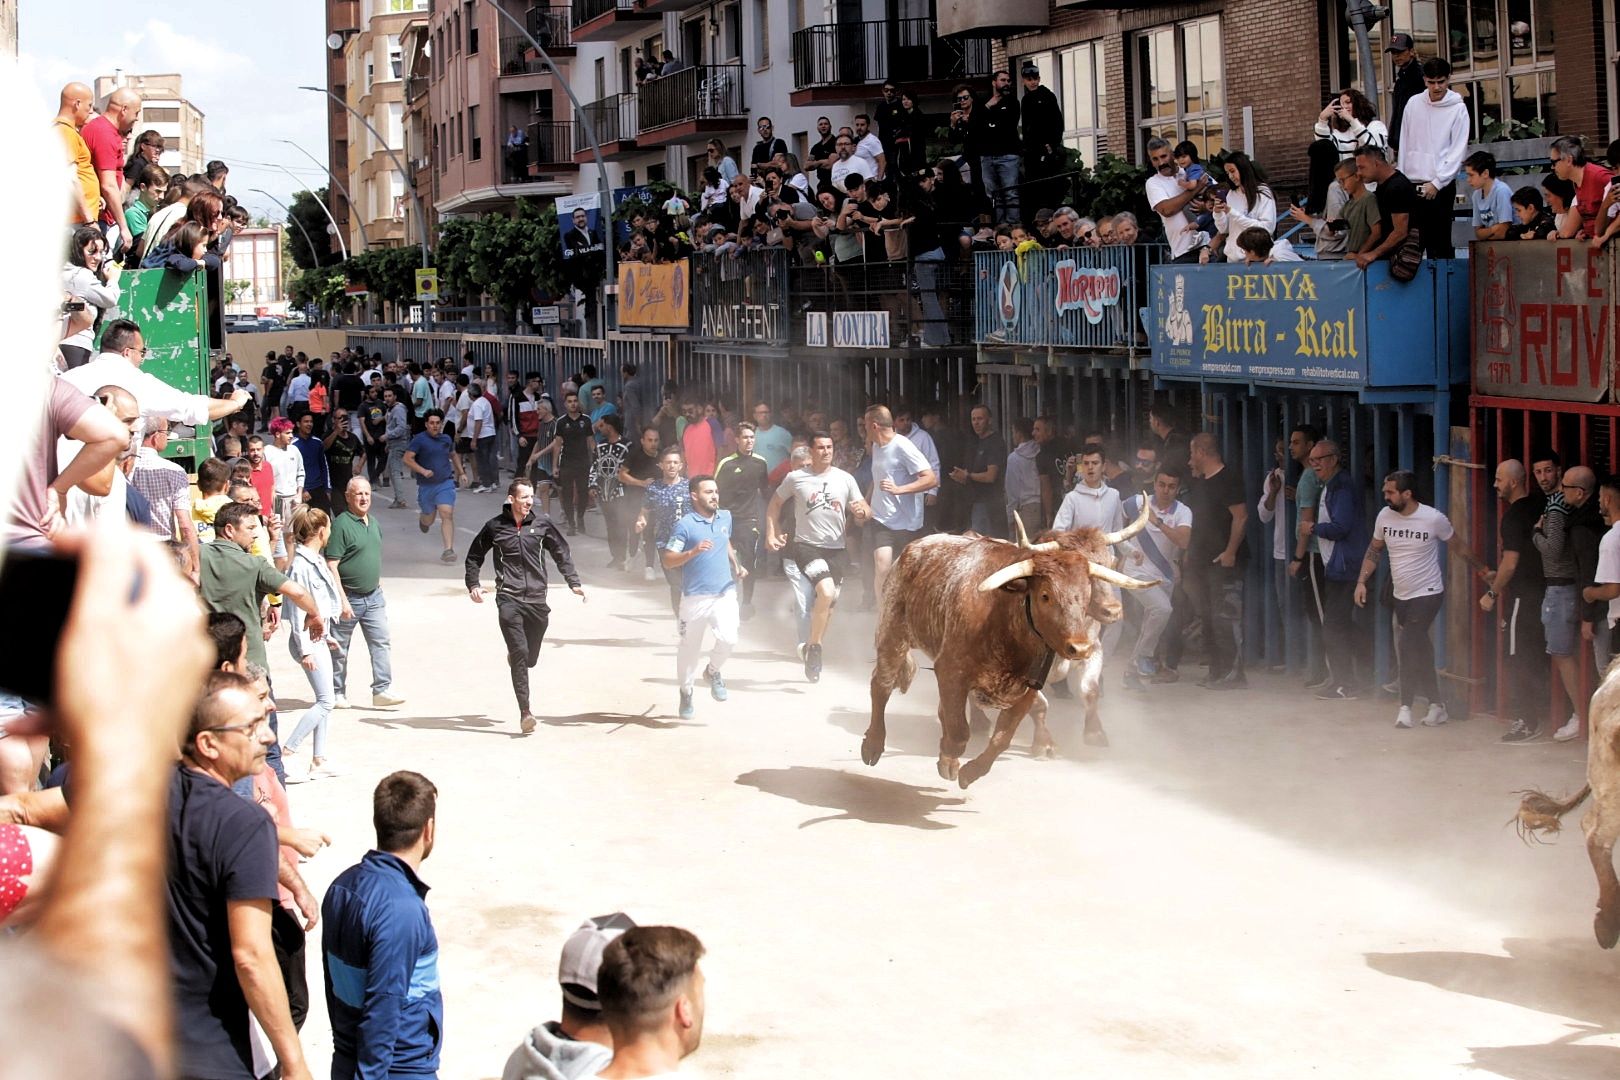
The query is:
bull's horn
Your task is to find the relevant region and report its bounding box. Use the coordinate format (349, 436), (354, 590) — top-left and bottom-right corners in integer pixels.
(978, 558), (1037, 592)
(1087, 561), (1160, 590)
(1101, 493), (1152, 545)
(1013, 510), (1031, 548)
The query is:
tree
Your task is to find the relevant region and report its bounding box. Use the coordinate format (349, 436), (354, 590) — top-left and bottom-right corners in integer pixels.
(286, 188), (340, 270)
(288, 265), (346, 312)
(224, 279), (253, 305)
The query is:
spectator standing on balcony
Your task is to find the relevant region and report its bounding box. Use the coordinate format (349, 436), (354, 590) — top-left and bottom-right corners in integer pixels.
(1396, 58), (1469, 259)
(1308, 88), (1388, 210)
(122, 129), (165, 198)
(853, 114), (887, 182)
(967, 71), (1020, 225)
(890, 90), (930, 178)
(807, 116), (838, 194)
(506, 125), (528, 184)
(1508, 186), (1557, 240)
(1483, 459), (1549, 743)
(750, 117), (787, 169)
(1145, 137), (1212, 263)
(828, 136), (864, 196)
(1211, 152), (1279, 263)
(1353, 145), (1416, 269)
(705, 139), (739, 184)
(1386, 33), (1426, 153)
(1549, 135), (1615, 239)
(1288, 158), (1354, 259)
(82, 87), (141, 255)
(1019, 64), (1063, 213)
(54, 81), (99, 227)
(1465, 151), (1514, 241)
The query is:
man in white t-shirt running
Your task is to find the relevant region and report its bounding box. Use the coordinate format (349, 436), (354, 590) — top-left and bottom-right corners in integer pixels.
(1121, 463), (1193, 689)
(1354, 469), (1483, 729)
(765, 432), (871, 683)
(862, 405), (936, 601)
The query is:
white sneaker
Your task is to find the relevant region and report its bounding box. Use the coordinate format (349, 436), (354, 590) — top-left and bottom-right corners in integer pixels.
(283, 760), (312, 785)
(1421, 703), (1449, 727)
(1553, 713), (1582, 741)
(333, 695), (350, 710)
(310, 759), (344, 778)
(643, 566), (656, 582)
(1394, 705), (1414, 729)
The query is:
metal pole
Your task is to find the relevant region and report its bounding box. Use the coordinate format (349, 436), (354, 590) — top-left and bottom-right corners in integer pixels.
(249, 188), (321, 308)
(298, 85), (430, 270)
(1346, 0), (1384, 103)
(268, 164), (347, 261)
(476, 0), (616, 335)
(277, 137), (370, 250)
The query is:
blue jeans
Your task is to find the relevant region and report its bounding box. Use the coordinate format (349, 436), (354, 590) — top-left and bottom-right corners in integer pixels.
(982, 154), (1021, 225)
(330, 588), (393, 698)
(969, 501), (1002, 538)
(285, 636), (335, 758)
(1542, 583), (1579, 657)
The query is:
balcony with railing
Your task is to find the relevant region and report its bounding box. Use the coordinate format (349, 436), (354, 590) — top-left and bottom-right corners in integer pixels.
(498, 10), (573, 78)
(789, 18), (993, 105)
(405, 75), (429, 103)
(635, 64), (746, 147)
(635, 0), (703, 11)
(573, 93), (639, 162)
(688, 248), (974, 353)
(570, 0), (656, 42)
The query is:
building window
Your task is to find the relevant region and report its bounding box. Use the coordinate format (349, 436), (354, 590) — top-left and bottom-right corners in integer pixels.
(469, 104), (481, 160)
(595, 58), (606, 100)
(1135, 16), (1224, 159)
(648, 162), (666, 182)
(366, 56), (375, 92)
(387, 0), (428, 12)
(144, 106), (181, 123)
(389, 37), (403, 79)
(466, 1), (478, 53)
(752, 0), (769, 68)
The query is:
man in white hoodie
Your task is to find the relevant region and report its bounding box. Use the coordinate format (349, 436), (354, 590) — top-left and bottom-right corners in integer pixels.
(1053, 446), (1124, 534)
(1396, 57), (1469, 259)
(503, 914), (635, 1080)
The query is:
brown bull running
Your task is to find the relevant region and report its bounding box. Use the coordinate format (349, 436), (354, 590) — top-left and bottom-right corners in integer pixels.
(1514, 657), (1620, 947)
(864, 503), (1159, 789)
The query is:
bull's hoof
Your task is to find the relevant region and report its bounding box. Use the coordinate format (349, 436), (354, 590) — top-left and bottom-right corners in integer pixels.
(860, 734), (885, 767)
(957, 759), (989, 788)
(1596, 906), (1620, 950)
(1082, 728), (1110, 748)
(936, 757), (960, 782)
(1030, 742), (1058, 760)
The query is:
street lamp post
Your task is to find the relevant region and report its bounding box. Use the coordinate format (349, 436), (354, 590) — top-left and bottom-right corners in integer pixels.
(268, 163), (347, 261)
(476, 0), (616, 335)
(297, 85), (431, 271)
(249, 188), (322, 315)
(277, 137), (370, 251)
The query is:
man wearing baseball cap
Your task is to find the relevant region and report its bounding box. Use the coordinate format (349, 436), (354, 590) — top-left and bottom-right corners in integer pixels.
(1386, 32), (1425, 152)
(503, 913), (636, 1080)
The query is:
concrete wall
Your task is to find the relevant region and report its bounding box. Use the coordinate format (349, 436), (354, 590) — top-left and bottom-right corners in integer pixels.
(225, 330), (351, 365)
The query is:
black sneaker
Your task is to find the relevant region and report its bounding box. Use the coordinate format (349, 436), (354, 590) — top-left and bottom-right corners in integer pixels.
(1304, 673), (1332, 691)
(1500, 718), (1542, 744)
(1315, 684), (1358, 700)
(804, 643), (823, 683)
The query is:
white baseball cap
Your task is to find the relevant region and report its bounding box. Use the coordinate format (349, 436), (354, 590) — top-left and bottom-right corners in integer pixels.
(559, 912), (636, 1010)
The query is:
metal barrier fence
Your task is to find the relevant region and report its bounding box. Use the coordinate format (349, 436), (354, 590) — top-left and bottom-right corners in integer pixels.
(974, 245), (1167, 354)
(789, 18), (992, 90)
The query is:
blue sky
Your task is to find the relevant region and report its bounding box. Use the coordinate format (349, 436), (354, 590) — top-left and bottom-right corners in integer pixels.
(20, 3), (329, 225)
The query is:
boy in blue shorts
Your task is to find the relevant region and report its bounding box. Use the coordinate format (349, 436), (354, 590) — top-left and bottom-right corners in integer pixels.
(403, 409), (468, 563)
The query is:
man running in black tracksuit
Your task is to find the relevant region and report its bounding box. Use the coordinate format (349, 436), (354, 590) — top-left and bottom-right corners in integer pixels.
(715, 421), (770, 620)
(465, 478), (586, 733)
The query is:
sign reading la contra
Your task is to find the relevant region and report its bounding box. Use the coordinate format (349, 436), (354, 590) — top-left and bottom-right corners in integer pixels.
(1149, 262), (1367, 386)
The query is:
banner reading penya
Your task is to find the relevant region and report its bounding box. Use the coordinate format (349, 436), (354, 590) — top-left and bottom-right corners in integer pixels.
(1472, 240), (1612, 402)
(1149, 262), (1366, 385)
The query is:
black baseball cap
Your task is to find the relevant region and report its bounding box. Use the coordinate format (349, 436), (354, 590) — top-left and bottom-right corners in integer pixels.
(1385, 32), (1415, 53)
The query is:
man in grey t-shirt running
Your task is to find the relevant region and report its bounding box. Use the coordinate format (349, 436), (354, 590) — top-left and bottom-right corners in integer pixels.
(863, 405), (936, 600)
(765, 432), (871, 682)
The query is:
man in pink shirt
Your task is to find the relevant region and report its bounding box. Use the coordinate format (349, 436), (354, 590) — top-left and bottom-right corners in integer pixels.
(81, 87), (142, 253)
(679, 399), (717, 477)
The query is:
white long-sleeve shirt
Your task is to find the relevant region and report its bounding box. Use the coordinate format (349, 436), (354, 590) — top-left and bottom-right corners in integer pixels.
(61, 265), (122, 351)
(1255, 467), (1288, 561)
(60, 351), (213, 426)
(265, 443), (305, 497)
(1215, 187), (1280, 262)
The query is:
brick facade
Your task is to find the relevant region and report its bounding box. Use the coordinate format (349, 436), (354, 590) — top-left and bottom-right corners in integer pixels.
(1554, 0), (1609, 145)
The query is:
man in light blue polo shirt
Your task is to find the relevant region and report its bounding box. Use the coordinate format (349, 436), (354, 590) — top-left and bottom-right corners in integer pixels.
(664, 474), (746, 719)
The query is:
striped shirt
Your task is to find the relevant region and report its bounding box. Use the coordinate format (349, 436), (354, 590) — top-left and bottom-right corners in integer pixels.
(129, 447), (191, 542)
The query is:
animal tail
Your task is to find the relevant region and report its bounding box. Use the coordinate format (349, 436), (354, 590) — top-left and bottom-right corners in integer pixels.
(1513, 784), (1593, 843)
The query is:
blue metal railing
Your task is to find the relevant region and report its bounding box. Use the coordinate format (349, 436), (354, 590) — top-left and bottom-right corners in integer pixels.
(974, 245), (1167, 353)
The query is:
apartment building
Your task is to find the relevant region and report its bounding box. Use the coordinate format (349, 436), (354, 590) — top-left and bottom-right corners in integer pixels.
(221, 227), (286, 315)
(93, 72), (206, 178)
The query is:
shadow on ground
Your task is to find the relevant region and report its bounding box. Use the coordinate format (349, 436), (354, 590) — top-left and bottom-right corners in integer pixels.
(822, 705), (1074, 765)
(358, 713), (522, 738)
(542, 707), (700, 731)
(1465, 1040), (1620, 1079)
(734, 766), (974, 830)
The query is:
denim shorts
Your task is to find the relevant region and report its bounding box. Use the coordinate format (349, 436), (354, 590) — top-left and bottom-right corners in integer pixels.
(1541, 583), (1579, 656)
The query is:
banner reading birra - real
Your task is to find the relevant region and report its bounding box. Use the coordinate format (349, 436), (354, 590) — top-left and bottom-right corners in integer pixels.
(1150, 262), (1367, 386)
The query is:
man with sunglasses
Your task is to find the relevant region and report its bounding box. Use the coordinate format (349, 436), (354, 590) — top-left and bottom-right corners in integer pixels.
(62, 318), (250, 426)
(168, 671), (316, 1080)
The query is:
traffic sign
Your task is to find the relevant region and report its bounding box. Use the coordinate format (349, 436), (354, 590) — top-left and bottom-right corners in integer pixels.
(415, 268), (439, 301)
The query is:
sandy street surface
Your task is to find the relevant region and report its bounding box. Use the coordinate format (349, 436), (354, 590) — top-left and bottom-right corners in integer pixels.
(269, 489), (1620, 1080)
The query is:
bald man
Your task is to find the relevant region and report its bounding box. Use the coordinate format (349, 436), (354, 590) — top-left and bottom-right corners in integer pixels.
(53, 82), (99, 225)
(82, 87), (142, 250)
(1483, 459), (1550, 742)
(1540, 464), (1602, 741)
